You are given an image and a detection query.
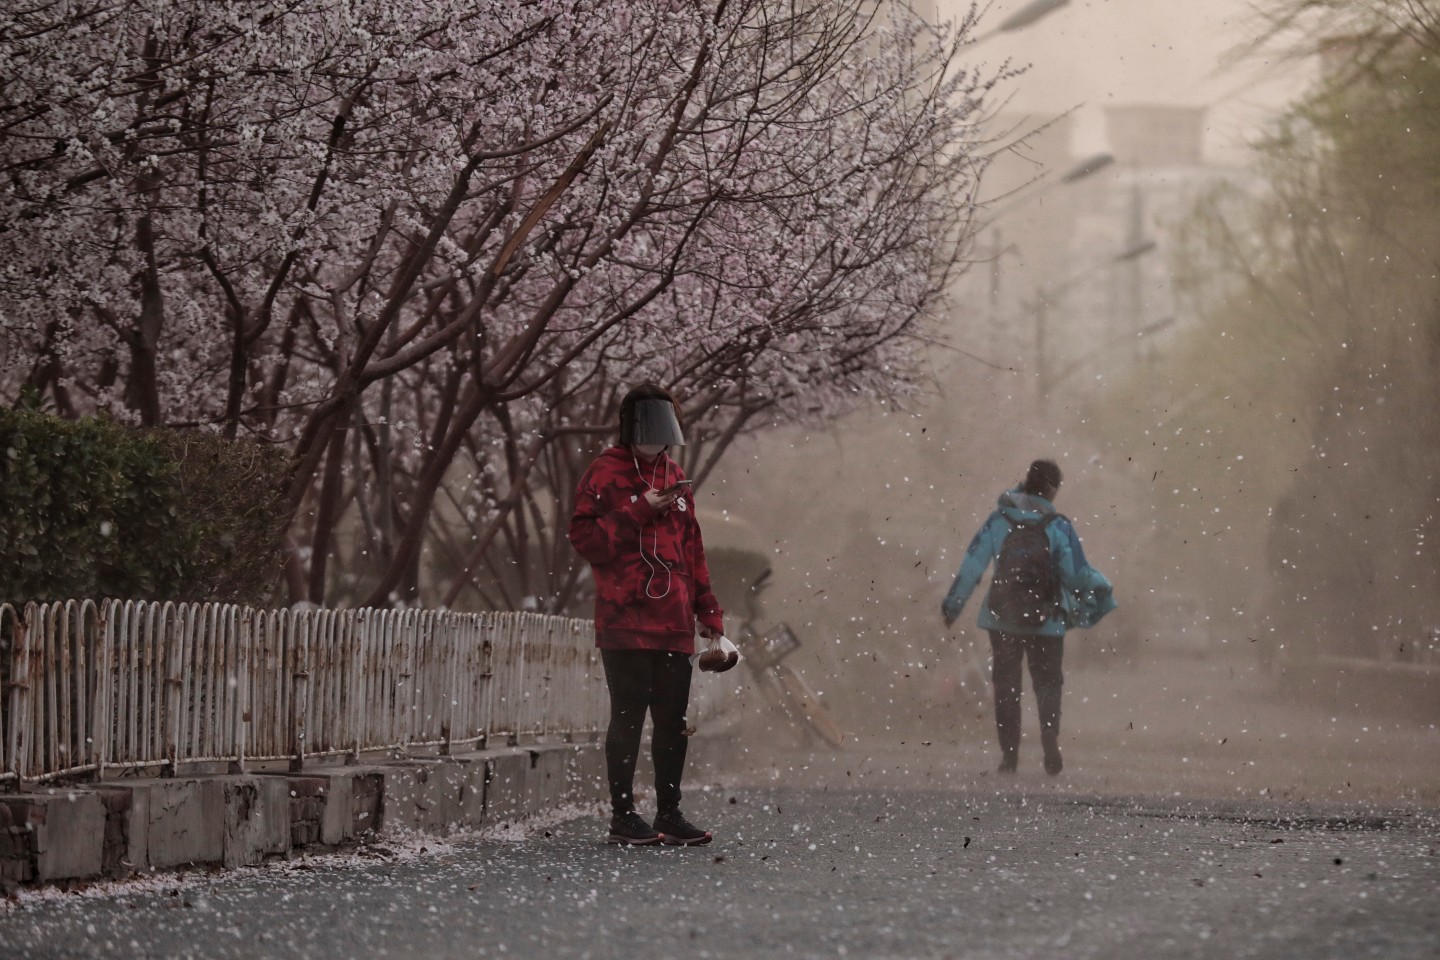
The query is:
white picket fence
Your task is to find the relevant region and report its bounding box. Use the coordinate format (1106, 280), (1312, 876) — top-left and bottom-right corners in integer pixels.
(0, 599), (634, 785)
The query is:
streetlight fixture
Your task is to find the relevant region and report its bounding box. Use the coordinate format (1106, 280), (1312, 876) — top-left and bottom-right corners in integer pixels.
(973, 0), (1072, 44)
(998, 0), (1071, 33)
(1114, 238), (1156, 261)
(1060, 152), (1114, 183)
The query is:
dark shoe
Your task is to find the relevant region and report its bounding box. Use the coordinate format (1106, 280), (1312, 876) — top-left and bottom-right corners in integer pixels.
(1042, 736), (1063, 776)
(997, 752), (1018, 774)
(608, 811), (663, 845)
(653, 808), (712, 846)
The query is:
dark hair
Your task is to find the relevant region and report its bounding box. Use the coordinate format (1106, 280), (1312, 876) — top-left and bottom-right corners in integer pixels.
(617, 383), (682, 444)
(1023, 459), (1062, 497)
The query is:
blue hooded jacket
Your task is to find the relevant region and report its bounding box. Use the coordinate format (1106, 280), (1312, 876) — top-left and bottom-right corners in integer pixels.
(941, 487), (1116, 636)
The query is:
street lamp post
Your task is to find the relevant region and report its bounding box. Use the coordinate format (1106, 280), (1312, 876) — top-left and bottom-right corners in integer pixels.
(964, 0), (1097, 331)
(1122, 182), (1151, 364)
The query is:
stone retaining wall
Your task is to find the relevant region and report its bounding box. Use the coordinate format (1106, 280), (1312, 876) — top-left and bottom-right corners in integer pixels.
(0, 742), (605, 892)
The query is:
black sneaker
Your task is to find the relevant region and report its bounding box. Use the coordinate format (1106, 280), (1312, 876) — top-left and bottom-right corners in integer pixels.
(1042, 735), (1063, 776)
(608, 811), (663, 845)
(653, 808), (712, 846)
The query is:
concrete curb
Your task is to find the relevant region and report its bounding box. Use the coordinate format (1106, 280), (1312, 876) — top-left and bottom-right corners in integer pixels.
(0, 742), (606, 891)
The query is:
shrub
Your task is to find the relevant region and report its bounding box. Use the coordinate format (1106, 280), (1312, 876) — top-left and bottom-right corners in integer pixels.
(0, 408), (290, 604)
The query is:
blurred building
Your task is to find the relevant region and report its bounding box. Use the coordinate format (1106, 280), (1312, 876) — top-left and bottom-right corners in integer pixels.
(954, 103), (1257, 405)
(1107, 105), (1207, 167)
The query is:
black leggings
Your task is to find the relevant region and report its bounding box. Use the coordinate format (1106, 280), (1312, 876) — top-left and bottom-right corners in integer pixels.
(988, 630), (1064, 755)
(600, 649), (693, 816)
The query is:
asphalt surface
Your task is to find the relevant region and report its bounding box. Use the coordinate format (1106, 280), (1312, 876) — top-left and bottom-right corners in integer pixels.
(1, 783), (1436, 960)
(2, 655), (1437, 960)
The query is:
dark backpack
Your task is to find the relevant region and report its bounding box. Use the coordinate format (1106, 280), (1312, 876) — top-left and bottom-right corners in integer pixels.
(988, 514), (1060, 628)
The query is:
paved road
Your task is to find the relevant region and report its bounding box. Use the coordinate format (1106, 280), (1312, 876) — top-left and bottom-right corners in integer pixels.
(1, 783), (1436, 960)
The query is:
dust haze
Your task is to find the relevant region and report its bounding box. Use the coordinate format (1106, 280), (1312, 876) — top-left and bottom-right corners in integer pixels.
(690, 0), (1440, 811)
(697, 372), (1440, 811)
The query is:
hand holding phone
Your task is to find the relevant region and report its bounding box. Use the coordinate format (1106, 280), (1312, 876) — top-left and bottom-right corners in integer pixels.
(644, 479), (691, 513)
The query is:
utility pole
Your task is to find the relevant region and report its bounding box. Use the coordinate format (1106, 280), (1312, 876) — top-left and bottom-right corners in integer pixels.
(989, 228), (1004, 357)
(1126, 181), (1147, 363)
(1035, 294), (1048, 403)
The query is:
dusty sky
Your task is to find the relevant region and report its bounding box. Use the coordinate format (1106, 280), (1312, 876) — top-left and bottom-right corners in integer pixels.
(940, 0), (1316, 163)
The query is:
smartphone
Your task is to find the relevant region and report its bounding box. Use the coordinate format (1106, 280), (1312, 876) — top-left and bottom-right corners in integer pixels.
(661, 479), (694, 494)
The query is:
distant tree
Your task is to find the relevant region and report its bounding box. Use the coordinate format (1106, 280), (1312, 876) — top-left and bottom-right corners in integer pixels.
(1243, 0), (1440, 71)
(2, 2), (1004, 607)
(1106, 0), (1440, 657)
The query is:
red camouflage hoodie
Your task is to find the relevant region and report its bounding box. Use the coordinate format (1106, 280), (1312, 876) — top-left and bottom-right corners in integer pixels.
(567, 445), (724, 653)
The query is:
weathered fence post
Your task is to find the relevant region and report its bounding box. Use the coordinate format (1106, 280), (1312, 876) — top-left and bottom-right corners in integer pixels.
(229, 606), (250, 775)
(3, 603), (33, 786)
(162, 602), (184, 776)
(290, 609), (310, 773)
(439, 615), (458, 756)
(347, 609), (367, 765)
(90, 601), (115, 781)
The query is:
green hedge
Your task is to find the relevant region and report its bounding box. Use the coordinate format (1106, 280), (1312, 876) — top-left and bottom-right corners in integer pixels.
(0, 409), (291, 605)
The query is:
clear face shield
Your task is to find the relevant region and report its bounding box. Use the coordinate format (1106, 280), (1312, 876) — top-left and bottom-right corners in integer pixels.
(630, 398), (685, 447)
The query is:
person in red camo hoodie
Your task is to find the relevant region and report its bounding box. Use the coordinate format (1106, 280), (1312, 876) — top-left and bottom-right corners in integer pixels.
(568, 383), (724, 846)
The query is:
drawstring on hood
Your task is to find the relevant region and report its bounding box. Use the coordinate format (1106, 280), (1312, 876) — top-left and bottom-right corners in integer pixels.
(634, 450), (673, 599)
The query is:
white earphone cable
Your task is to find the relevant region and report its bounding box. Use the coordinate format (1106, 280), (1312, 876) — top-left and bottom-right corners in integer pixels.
(634, 451), (672, 599)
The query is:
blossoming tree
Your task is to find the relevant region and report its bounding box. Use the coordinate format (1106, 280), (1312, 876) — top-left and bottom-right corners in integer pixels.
(2, 0), (1005, 608)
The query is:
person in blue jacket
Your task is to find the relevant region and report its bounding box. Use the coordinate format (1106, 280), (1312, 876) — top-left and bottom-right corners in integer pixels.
(941, 459), (1115, 775)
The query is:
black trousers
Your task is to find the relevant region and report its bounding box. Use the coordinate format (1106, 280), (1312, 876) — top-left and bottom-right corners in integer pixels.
(600, 649), (693, 816)
(988, 630), (1064, 756)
